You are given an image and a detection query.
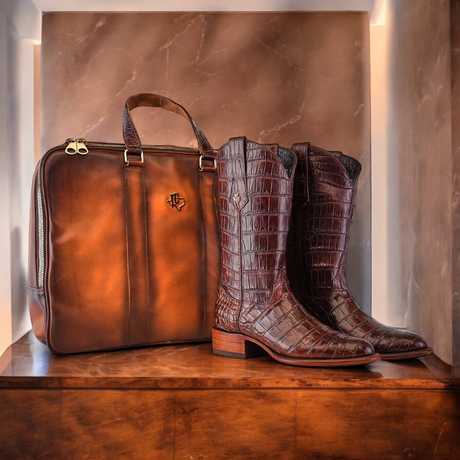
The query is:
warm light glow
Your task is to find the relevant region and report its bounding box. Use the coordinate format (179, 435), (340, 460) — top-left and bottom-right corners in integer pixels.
(370, 0), (386, 26)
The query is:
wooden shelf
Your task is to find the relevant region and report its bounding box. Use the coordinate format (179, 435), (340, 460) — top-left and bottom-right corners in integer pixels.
(1, 332), (459, 459)
(0, 332), (458, 390)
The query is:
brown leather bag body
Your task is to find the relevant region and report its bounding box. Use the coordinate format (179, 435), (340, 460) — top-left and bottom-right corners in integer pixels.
(28, 94), (220, 353)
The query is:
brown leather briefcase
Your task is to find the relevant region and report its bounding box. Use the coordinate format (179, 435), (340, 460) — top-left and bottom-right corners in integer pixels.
(28, 93), (220, 353)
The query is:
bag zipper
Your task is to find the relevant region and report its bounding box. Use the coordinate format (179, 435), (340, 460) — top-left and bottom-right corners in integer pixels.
(64, 138), (88, 155)
(35, 138), (217, 289)
(36, 159), (45, 289)
(63, 138), (215, 155)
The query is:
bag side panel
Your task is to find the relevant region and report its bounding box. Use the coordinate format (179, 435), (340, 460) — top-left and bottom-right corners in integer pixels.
(44, 149), (129, 353)
(28, 163), (47, 343)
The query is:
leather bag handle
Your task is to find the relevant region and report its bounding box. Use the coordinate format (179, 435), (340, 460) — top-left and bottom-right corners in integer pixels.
(122, 93), (214, 156)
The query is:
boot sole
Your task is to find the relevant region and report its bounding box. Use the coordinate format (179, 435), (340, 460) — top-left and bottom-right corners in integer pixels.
(212, 328), (381, 367)
(379, 347), (433, 361)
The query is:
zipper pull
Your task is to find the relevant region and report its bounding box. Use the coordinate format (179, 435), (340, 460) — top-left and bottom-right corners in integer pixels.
(65, 138), (89, 155)
(65, 138), (77, 155)
(76, 138), (88, 155)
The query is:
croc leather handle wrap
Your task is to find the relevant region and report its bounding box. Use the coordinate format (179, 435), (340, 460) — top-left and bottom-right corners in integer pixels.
(122, 93), (214, 155)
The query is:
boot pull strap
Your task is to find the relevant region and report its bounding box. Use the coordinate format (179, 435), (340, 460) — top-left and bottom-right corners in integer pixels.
(292, 142), (310, 201)
(228, 137), (249, 210)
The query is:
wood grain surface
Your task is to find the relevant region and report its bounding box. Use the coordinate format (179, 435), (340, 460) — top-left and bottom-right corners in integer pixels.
(1, 333), (459, 459)
(1, 332), (457, 390)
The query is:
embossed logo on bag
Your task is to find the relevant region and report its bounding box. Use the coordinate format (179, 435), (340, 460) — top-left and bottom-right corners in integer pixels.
(167, 192), (186, 211)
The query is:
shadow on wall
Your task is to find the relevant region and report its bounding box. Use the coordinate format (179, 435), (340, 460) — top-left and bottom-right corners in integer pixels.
(6, 18), (35, 348)
(10, 227), (28, 339)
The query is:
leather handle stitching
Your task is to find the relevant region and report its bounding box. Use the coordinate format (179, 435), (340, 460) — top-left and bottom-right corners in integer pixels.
(123, 93), (214, 156)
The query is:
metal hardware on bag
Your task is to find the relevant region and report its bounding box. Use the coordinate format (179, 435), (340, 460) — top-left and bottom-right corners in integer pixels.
(167, 192), (186, 211)
(124, 149), (144, 166)
(65, 139), (78, 155)
(233, 193), (241, 203)
(76, 139), (88, 155)
(65, 138), (88, 155)
(198, 155), (217, 172)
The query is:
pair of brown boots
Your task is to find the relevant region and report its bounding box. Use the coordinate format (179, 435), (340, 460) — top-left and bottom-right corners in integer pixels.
(212, 138), (432, 367)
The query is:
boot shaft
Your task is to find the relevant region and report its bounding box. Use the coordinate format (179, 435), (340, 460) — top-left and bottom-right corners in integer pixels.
(288, 143), (361, 297)
(217, 138), (297, 305)
(214, 139), (382, 365)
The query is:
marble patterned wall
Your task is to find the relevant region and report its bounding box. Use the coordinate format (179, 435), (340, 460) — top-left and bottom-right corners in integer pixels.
(386, 0), (452, 363)
(451, 0), (460, 374)
(41, 12), (371, 313)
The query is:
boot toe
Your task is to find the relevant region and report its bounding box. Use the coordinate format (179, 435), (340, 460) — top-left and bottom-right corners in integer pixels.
(413, 336), (428, 350)
(353, 338), (375, 357)
(327, 334), (375, 359)
(373, 329), (428, 354)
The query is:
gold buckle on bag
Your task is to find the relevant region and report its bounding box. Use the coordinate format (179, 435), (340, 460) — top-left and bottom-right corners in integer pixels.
(198, 155), (217, 172)
(124, 149), (144, 166)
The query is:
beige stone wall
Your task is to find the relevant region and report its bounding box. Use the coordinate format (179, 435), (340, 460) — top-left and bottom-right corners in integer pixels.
(41, 12), (372, 312)
(385, 0), (452, 363)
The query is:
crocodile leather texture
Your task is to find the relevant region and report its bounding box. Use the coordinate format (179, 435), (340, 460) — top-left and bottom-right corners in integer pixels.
(215, 137), (376, 360)
(287, 143), (431, 358)
(123, 93), (214, 155)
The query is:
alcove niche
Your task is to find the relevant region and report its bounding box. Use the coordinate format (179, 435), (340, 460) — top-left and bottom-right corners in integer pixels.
(1, 0), (457, 372)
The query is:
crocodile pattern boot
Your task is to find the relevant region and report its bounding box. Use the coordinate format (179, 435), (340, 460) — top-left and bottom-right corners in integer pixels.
(212, 137), (380, 367)
(287, 143), (432, 360)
